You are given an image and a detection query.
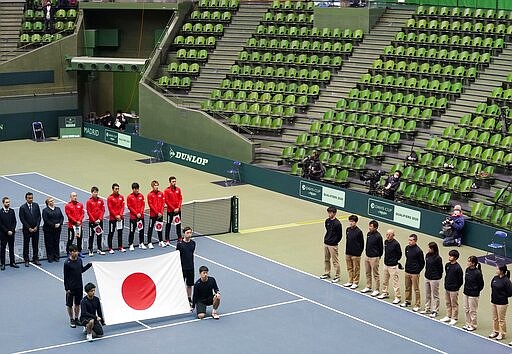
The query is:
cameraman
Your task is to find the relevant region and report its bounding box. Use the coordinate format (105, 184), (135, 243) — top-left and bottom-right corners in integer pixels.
(441, 205), (465, 247)
(382, 171), (402, 201)
(303, 151), (325, 181)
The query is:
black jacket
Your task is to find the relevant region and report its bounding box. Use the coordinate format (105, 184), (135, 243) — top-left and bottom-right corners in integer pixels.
(424, 253), (443, 280)
(19, 202), (41, 231)
(491, 275), (512, 305)
(365, 230), (383, 258)
(404, 244), (425, 274)
(0, 208), (16, 237)
(463, 267), (484, 297)
(444, 262), (463, 291)
(383, 238), (402, 266)
(324, 217), (342, 246)
(345, 226), (364, 257)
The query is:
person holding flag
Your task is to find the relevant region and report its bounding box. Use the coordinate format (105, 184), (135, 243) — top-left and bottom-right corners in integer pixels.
(164, 176), (183, 245)
(86, 186), (106, 257)
(107, 183), (125, 254)
(64, 245), (92, 328)
(65, 192), (85, 257)
(127, 182), (146, 250)
(80, 282), (105, 342)
(192, 265), (221, 320)
(147, 180), (165, 248)
(177, 226), (196, 306)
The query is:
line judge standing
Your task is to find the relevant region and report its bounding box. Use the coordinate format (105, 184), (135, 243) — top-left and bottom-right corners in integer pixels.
(19, 192), (42, 266)
(0, 197), (18, 270)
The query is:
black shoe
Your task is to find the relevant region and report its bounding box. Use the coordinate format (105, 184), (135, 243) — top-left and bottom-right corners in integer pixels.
(10, 263), (20, 268)
(69, 319), (76, 328)
(48, 259), (53, 263)
(54, 256), (60, 262)
(33, 260), (41, 266)
(0, 264), (4, 271)
(25, 261), (29, 267)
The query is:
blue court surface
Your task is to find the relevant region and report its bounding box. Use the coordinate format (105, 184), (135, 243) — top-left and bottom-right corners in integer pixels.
(1, 173), (511, 354)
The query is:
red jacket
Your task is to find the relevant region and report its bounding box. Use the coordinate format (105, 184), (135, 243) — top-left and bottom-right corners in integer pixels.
(164, 186), (183, 212)
(86, 197), (105, 223)
(127, 192), (145, 220)
(65, 201), (84, 228)
(107, 193), (125, 221)
(147, 190), (165, 217)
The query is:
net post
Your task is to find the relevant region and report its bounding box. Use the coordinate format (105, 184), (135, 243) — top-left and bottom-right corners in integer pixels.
(230, 196), (239, 233)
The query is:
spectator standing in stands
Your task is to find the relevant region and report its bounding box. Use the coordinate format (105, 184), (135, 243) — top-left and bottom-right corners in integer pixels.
(107, 183), (125, 254)
(64, 245), (92, 328)
(378, 229), (402, 304)
(19, 192), (41, 267)
(42, 197), (64, 263)
(177, 226), (196, 306)
(127, 182), (146, 250)
(489, 265), (512, 341)
(86, 186), (106, 257)
(361, 220), (383, 297)
(147, 180), (165, 247)
(401, 234), (425, 312)
(421, 242), (443, 318)
(65, 192), (84, 257)
(463, 256), (484, 331)
(343, 215), (364, 289)
(43, 1), (54, 34)
(319, 206), (343, 283)
(164, 176), (183, 245)
(80, 282), (105, 342)
(0, 197), (18, 270)
(440, 249), (463, 326)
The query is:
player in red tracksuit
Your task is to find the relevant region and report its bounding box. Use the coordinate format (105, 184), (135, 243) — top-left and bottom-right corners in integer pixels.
(65, 192), (85, 255)
(147, 180), (165, 248)
(127, 182), (146, 250)
(164, 176), (183, 245)
(86, 186), (105, 256)
(107, 183), (125, 253)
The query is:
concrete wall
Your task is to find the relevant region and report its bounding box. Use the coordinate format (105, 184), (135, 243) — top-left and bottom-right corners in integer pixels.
(314, 7), (385, 32)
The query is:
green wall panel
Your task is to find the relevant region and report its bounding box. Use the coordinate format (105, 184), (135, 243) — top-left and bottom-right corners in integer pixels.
(113, 72), (139, 113)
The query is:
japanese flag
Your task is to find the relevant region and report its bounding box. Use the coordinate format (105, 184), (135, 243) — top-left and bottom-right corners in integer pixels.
(92, 252), (190, 325)
(155, 221), (164, 232)
(172, 215), (181, 225)
(94, 225), (103, 235)
(136, 220), (144, 231)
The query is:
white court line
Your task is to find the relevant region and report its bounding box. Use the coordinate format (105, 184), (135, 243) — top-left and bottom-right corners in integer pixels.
(12, 299), (304, 354)
(2, 172), (40, 177)
(209, 237), (511, 349)
(1, 176), (68, 204)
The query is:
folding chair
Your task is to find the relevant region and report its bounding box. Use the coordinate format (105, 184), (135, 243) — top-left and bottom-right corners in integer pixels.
(150, 141), (165, 163)
(225, 161), (241, 186)
(485, 231), (508, 265)
(32, 121), (45, 141)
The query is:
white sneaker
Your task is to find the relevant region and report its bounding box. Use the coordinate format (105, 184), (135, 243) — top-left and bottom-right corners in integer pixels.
(147, 243), (154, 249)
(371, 290), (380, 297)
(165, 241), (171, 247)
(392, 298), (401, 304)
(129, 244), (135, 251)
(331, 277), (340, 283)
(440, 316), (451, 322)
(343, 282), (352, 287)
(139, 243), (147, 249)
(429, 312), (438, 318)
(108, 248), (114, 254)
(419, 310), (428, 314)
(377, 293), (388, 299)
(350, 283), (358, 289)
(86, 333), (93, 342)
(119, 247), (126, 253)
(97, 250), (106, 255)
(449, 319), (457, 326)
(158, 241), (164, 247)
(88, 250), (94, 257)
(360, 287), (371, 293)
(412, 306), (420, 312)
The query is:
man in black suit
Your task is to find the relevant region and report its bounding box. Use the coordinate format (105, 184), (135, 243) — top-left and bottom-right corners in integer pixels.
(19, 192), (42, 267)
(0, 197), (18, 270)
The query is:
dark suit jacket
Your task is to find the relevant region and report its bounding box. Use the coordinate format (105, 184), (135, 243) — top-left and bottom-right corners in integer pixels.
(0, 208), (17, 238)
(19, 202), (41, 231)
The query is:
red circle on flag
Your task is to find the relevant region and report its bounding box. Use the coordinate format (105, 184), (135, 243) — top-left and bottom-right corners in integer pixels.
(155, 223), (162, 231)
(121, 273), (157, 310)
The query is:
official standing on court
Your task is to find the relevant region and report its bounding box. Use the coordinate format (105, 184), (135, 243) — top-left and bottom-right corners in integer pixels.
(19, 192), (42, 266)
(42, 197), (64, 262)
(378, 229), (402, 304)
(319, 206), (343, 283)
(177, 226), (196, 306)
(401, 234), (425, 312)
(343, 215), (364, 289)
(361, 220), (383, 297)
(0, 196), (18, 270)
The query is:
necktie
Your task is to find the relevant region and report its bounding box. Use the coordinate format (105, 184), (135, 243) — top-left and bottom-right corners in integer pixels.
(29, 204), (33, 215)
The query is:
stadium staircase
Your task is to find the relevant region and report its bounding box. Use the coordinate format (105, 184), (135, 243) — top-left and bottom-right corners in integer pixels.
(0, 1), (27, 63)
(170, 2), (268, 106)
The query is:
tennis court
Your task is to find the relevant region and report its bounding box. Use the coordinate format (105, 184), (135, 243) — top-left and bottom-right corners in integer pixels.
(0, 172), (508, 354)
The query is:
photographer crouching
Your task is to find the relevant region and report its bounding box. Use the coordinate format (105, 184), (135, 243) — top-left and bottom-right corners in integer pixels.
(440, 205), (465, 247)
(301, 150), (326, 181)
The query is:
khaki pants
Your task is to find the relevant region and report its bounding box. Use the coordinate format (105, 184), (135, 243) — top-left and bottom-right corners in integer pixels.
(345, 255), (361, 284)
(404, 273), (421, 307)
(464, 295), (479, 328)
(492, 303), (508, 336)
(382, 264), (401, 298)
(445, 290), (459, 319)
(364, 256), (380, 290)
(424, 279), (440, 313)
(324, 244), (340, 278)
